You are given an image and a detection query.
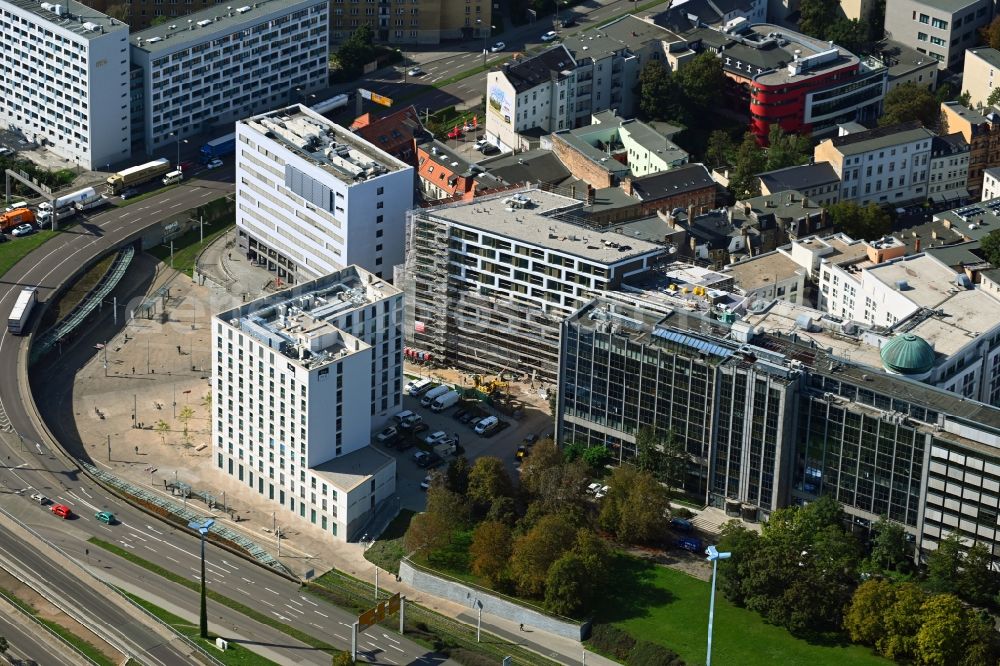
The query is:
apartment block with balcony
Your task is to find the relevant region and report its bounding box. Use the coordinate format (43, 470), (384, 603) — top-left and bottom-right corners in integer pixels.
(940, 101), (1000, 197)
(129, 0), (328, 156)
(884, 0), (992, 69)
(0, 0), (131, 170)
(329, 0), (491, 45)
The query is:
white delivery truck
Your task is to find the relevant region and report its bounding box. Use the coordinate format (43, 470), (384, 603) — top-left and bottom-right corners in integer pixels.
(430, 390), (460, 412)
(75, 193), (109, 212)
(8, 287), (37, 335)
(38, 186), (96, 213)
(420, 384), (451, 407)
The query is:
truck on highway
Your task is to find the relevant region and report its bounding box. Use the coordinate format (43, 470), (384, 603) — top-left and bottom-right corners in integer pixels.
(37, 207), (76, 225)
(38, 186), (96, 213)
(106, 158), (172, 195)
(8, 287), (37, 335)
(311, 94), (349, 115)
(0, 208), (35, 232)
(199, 133), (236, 162)
(74, 193), (109, 212)
(430, 390), (460, 412)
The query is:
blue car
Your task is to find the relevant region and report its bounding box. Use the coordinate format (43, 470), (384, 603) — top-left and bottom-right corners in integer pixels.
(676, 537), (703, 552)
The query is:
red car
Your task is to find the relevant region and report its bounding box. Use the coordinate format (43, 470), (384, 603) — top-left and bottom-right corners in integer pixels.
(178, 161), (196, 173)
(50, 503), (71, 519)
(447, 127), (464, 140)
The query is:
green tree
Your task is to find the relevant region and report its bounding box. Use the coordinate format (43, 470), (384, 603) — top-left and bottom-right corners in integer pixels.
(765, 124), (812, 171)
(485, 496), (518, 526)
(982, 15), (1000, 50)
(980, 229), (1000, 267)
(178, 405), (195, 444)
(675, 52), (726, 112)
(581, 446), (610, 472)
(705, 130), (736, 168)
(988, 87), (1000, 109)
(466, 456), (513, 514)
(335, 25), (377, 79)
(798, 0), (840, 39)
(879, 82), (941, 128)
(510, 513), (577, 597)
(332, 651), (355, 666)
(915, 594), (969, 666)
(0, 637), (7, 655)
(149, 15), (168, 26)
(716, 520), (761, 605)
(957, 90), (972, 107)
(828, 201), (891, 240)
(544, 528), (611, 616)
(599, 466), (670, 544)
(957, 541), (998, 605)
(926, 532), (963, 594)
(844, 579), (896, 646)
(444, 455), (471, 495)
(728, 132), (767, 199)
(469, 520), (512, 586)
(155, 419), (170, 445)
(634, 427), (664, 479)
(404, 510), (451, 554)
(880, 582), (925, 661)
(824, 18), (868, 55)
(638, 61), (688, 125)
(864, 516), (911, 575)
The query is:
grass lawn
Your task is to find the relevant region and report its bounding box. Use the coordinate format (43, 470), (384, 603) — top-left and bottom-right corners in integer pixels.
(598, 555), (889, 666)
(363, 509), (415, 574)
(124, 593), (280, 666)
(0, 230), (58, 280)
(148, 217), (233, 276)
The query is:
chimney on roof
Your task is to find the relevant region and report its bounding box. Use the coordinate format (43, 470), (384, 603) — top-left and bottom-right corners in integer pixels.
(915, 237), (921, 252)
(622, 175), (633, 196)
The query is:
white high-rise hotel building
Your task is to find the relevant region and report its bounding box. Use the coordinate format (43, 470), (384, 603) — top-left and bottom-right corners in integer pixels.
(0, 0), (131, 170)
(212, 266), (401, 541)
(235, 105), (414, 284)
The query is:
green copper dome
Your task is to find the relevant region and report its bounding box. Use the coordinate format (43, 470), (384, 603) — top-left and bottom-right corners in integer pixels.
(880, 334), (935, 376)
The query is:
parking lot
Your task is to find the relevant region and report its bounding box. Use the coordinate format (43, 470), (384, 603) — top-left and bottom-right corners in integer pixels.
(372, 381), (552, 512)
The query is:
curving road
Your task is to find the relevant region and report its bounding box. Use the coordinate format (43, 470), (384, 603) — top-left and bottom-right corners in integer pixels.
(0, 173), (453, 665)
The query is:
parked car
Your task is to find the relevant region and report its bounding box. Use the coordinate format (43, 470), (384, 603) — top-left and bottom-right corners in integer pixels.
(515, 445), (528, 460)
(420, 474), (434, 490)
(405, 378), (434, 396)
(416, 451), (442, 468)
(474, 415), (499, 435)
(586, 482), (602, 494)
(11, 223), (34, 237)
(50, 503), (72, 519)
(670, 517), (694, 533)
(459, 411), (478, 424)
(376, 426), (398, 444)
(595, 484), (610, 499)
(396, 438), (414, 452)
(394, 410), (416, 423)
(453, 408), (469, 421)
(447, 127), (464, 140)
(178, 161), (196, 173)
(411, 422), (429, 435)
(478, 144), (500, 155)
(676, 537), (703, 552)
(424, 430), (448, 446)
(95, 510), (116, 525)
(490, 41), (505, 52)
(523, 433), (539, 446)
(206, 158), (224, 169)
(120, 187), (139, 200)
(541, 30), (558, 41)
(399, 414), (423, 430)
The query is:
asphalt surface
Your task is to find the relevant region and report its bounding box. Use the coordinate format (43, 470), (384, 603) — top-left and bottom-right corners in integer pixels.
(341, 0), (666, 115)
(0, 597), (78, 665)
(0, 171), (453, 665)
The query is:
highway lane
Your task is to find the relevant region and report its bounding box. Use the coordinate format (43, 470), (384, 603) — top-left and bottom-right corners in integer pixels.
(0, 505), (202, 665)
(0, 597), (78, 665)
(0, 177), (454, 665)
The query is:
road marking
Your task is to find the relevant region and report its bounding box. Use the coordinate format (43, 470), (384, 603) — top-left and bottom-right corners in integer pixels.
(289, 599), (303, 606)
(381, 633), (400, 644)
(241, 577), (253, 583)
(166, 556), (179, 563)
(118, 541), (135, 549)
(144, 546), (157, 553)
(237, 588), (250, 595)
(311, 622), (323, 629)
(334, 633), (347, 641)
(284, 604), (304, 615)
(146, 525), (164, 535)
(169, 202), (185, 209)
(315, 611), (328, 618)
(260, 599), (275, 607)
(128, 532), (148, 542)
(302, 597), (318, 606)
(389, 644), (405, 653)
(80, 487), (92, 498)
(264, 587), (279, 595)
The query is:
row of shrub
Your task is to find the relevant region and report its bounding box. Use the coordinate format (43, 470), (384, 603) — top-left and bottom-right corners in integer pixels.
(589, 625), (686, 666)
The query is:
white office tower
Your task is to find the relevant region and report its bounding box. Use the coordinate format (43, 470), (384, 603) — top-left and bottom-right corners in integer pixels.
(235, 104), (414, 284)
(129, 0), (329, 155)
(212, 266), (401, 541)
(0, 0), (131, 169)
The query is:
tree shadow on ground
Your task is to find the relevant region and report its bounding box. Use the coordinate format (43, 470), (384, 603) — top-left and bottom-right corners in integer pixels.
(595, 552), (675, 623)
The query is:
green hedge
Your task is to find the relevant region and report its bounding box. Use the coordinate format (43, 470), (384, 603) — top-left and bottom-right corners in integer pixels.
(589, 624), (636, 661)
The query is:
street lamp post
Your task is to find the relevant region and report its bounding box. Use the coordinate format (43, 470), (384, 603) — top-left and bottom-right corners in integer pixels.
(188, 517), (216, 639)
(705, 545), (731, 666)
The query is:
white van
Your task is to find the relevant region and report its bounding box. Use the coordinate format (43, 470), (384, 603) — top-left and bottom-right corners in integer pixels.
(474, 416), (499, 435)
(162, 170), (183, 185)
(4, 201), (28, 213)
(421, 384), (450, 407)
(405, 378), (434, 396)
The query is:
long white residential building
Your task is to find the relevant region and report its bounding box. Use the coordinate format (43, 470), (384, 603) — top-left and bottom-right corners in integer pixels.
(129, 0), (328, 156)
(212, 266), (401, 541)
(235, 104), (414, 284)
(0, 0), (131, 169)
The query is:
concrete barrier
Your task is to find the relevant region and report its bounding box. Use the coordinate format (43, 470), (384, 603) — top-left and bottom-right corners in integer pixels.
(398, 559), (590, 641)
